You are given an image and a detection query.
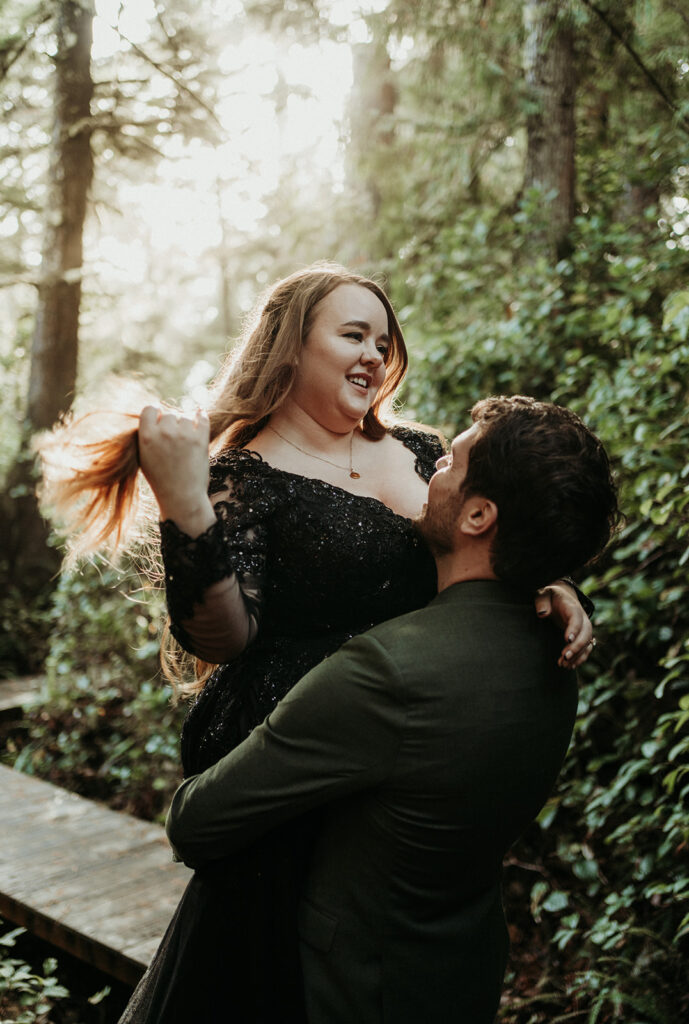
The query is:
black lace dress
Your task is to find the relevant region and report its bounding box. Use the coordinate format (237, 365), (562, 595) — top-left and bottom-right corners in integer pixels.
(119, 426), (442, 1024)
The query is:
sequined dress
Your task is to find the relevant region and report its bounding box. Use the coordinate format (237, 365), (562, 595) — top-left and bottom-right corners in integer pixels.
(119, 426), (442, 1024)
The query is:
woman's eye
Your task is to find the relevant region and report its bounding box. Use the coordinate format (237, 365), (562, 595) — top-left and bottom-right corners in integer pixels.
(345, 332), (363, 341)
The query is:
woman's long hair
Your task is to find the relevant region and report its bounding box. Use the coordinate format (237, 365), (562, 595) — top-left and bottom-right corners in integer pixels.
(38, 262), (409, 695)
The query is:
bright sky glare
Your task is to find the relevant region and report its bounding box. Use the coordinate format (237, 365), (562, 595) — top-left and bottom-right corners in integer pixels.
(76, 0), (396, 389)
(90, 0), (374, 270)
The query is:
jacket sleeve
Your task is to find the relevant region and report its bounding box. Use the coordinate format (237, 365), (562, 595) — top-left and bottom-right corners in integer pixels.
(165, 634), (407, 866)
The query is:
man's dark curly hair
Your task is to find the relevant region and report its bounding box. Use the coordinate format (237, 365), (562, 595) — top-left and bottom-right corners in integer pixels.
(461, 396), (621, 591)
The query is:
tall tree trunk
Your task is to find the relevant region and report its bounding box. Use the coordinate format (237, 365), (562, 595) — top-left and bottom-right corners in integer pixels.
(1, 0), (94, 617)
(349, 39), (397, 245)
(28, 0), (94, 430)
(523, 0), (576, 259)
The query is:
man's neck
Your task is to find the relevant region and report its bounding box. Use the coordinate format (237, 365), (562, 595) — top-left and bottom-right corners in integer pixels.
(434, 553), (498, 593)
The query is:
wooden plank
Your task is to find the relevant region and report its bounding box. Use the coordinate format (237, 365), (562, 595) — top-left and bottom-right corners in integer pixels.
(0, 764), (191, 986)
(0, 675), (46, 715)
(3, 841), (169, 905)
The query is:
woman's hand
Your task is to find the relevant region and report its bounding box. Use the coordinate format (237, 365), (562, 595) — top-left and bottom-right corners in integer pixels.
(138, 406), (216, 536)
(535, 582), (595, 669)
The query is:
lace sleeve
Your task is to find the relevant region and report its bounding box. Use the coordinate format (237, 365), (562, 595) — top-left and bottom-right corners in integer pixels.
(159, 451), (273, 663)
(389, 424), (447, 482)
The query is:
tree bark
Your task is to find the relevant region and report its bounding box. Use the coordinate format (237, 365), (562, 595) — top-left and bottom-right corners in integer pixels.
(27, 0), (94, 430)
(1, 0), (94, 611)
(523, 0), (576, 259)
(350, 40), (397, 224)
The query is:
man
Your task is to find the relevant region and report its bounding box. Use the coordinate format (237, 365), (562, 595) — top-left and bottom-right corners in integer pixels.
(166, 395), (620, 1024)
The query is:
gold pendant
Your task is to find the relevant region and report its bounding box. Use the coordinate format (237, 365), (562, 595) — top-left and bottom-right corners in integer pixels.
(350, 471), (361, 479)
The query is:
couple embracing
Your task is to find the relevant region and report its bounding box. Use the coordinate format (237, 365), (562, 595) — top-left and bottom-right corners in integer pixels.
(163, 393), (618, 1023)
(44, 264), (619, 1022)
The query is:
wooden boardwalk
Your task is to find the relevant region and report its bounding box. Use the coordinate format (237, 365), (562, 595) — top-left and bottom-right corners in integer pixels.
(0, 764), (192, 986)
(0, 674), (45, 716)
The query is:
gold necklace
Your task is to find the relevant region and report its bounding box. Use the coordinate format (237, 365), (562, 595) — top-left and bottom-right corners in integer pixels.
(268, 425), (361, 479)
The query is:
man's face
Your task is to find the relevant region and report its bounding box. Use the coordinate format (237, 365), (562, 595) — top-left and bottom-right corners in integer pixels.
(416, 423), (482, 553)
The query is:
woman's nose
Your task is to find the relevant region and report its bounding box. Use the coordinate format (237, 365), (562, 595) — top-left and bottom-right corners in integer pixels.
(360, 339), (384, 365)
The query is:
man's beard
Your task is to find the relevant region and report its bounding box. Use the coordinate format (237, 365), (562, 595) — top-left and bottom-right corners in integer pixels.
(414, 501), (456, 557)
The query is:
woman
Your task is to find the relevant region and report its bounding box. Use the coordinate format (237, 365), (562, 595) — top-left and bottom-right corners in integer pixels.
(43, 264), (592, 1023)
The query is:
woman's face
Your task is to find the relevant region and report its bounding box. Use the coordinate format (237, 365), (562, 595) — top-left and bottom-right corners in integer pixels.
(290, 283), (390, 431)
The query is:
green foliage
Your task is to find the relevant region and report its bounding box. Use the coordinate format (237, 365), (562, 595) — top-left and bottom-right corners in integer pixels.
(0, 921), (70, 1024)
(4, 559), (186, 822)
(0, 583), (53, 678)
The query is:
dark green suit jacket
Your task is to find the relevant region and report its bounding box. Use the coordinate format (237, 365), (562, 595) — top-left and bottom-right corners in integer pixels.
(166, 580), (578, 1023)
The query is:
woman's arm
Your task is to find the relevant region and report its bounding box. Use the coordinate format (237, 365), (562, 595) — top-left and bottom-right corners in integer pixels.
(535, 581), (594, 669)
(139, 407), (260, 664)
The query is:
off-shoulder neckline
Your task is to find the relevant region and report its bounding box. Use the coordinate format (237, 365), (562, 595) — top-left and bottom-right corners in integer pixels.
(211, 425), (440, 523)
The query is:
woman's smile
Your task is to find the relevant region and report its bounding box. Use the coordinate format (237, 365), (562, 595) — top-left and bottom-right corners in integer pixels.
(347, 373), (372, 392)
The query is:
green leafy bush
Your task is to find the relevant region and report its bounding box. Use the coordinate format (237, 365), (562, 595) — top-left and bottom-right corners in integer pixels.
(0, 922), (70, 1024)
(4, 559), (185, 822)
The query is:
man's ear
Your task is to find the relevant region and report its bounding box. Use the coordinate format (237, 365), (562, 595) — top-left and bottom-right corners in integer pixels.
(458, 496), (498, 537)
